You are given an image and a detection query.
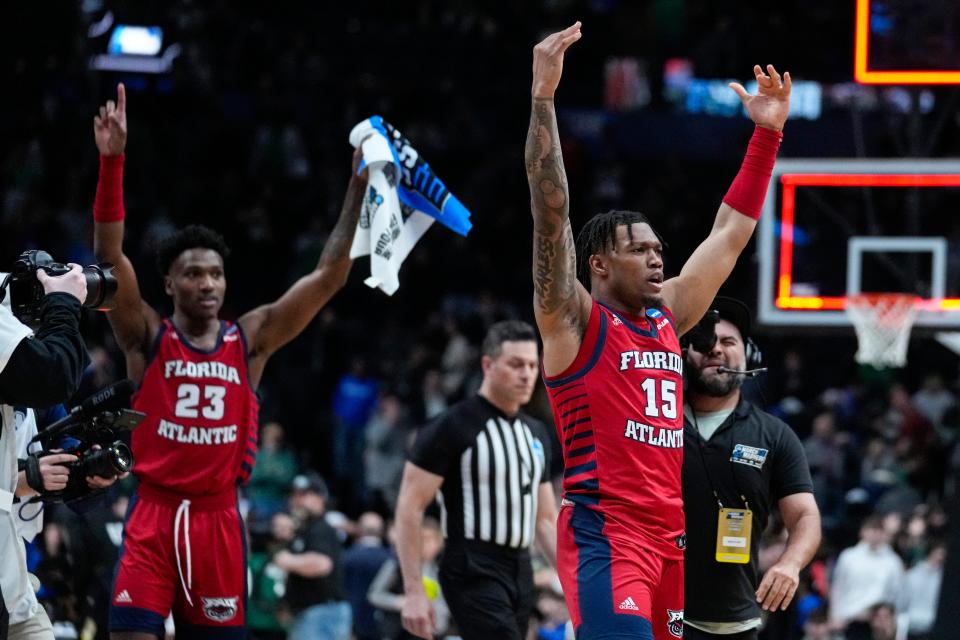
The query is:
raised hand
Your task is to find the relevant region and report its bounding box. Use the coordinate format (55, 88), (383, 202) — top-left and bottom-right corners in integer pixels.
(531, 22), (582, 99)
(729, 64), (792, 132)
(94, 83), (127, 156)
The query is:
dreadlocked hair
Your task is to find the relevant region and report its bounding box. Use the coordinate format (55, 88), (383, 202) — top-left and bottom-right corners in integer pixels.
(574, 210), (665, 288)
(155, 224), (231, 276)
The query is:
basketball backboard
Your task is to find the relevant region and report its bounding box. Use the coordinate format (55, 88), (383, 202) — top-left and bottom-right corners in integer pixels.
(757, 159), (960, 329)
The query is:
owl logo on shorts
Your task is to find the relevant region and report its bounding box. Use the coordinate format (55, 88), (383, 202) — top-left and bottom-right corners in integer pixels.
(666, 609), (684, 638)
(202, 597), (239, 623)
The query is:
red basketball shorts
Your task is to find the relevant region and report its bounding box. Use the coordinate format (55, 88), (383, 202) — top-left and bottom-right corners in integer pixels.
(109, 484), (247, 638)
(558, 501), (684, 640)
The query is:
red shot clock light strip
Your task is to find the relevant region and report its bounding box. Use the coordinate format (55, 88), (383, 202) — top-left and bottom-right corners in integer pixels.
(776, 173), (960, 312)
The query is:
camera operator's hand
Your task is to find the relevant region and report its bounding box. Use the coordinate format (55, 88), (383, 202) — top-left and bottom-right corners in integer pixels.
(94, 83), (127, 157)
(39, 453), (77, 492)
(37, 264), (86, 303)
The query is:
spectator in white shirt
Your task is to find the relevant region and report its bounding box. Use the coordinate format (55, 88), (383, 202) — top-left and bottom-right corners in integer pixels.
(898, 541), (944, 640)
(829, 516), (904, 640)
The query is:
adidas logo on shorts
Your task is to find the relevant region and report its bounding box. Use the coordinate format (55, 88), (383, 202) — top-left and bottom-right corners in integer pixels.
(115, 590), (133, 604)
(618, 596), (640, 611)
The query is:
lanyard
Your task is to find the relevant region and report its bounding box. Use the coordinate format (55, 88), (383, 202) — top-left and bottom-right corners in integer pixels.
(689, 406), (750, 511)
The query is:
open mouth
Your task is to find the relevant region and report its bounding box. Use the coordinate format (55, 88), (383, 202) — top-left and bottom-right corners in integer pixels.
(647, 272), (664, 291)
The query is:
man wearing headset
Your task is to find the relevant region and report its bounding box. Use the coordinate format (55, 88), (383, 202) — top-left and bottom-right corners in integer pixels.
(681, 296), (821, 639)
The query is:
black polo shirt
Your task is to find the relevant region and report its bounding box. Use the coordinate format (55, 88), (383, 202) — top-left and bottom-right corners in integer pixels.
(681, 396), (813, 623)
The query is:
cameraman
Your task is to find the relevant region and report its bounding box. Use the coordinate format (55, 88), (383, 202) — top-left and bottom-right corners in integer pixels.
(0, 264), (90, 640)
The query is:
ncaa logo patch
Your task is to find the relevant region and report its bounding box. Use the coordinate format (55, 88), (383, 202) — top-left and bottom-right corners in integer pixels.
(202, 597), (238, 623)
(667, 609), (684, 638)
(646, 308), (663, 319)
(531, 439), (546, 467)
(731, 444), (768, 469)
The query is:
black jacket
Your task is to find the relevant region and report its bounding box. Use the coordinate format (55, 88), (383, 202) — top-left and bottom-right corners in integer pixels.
(0, 293), (89, 408)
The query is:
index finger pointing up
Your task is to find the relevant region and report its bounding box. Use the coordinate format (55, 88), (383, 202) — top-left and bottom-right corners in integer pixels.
(117, 83), (126, 114)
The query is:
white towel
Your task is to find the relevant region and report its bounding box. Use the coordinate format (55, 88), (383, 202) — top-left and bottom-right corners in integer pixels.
(349, 116), (472, 295)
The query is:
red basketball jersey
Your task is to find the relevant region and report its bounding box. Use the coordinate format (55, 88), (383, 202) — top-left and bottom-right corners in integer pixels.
(545, 300), (685, 559)
(132, 319), (260, 496)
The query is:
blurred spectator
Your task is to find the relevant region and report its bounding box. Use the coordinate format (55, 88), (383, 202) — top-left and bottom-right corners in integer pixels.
(248, 422), (300, 519)
(804, 411), (847, 528)
(911, 374), (955, 428)
(368, 517), (449, 639)
(419, 369), (448, 421)
(829, 516), (904, 640)
(364, 395), (411, 514)
(439, 319), (475, 397)
(868, 602), (897, 640)
(861, 437), (899, 498)
(332, 358), (380, 510)
(882, 385), (930, 444)
(342, 512), (391, 640)
(275, 473), (351, 640)
(801, 606), (838, 640)
(898, 540), (945, 640)
(249, 512), (297, 640)
(533, 590), (570, 640)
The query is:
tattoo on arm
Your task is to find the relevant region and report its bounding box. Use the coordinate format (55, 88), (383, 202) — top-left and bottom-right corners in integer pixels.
(525, 98), (579, 321)
(319, 183), (364, 268)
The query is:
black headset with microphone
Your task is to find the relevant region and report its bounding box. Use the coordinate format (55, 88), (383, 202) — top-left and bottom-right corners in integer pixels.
(682, 299), (767, 377)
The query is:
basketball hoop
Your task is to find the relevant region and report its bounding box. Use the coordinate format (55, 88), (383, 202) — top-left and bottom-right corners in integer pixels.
(846, 294), (920, 368)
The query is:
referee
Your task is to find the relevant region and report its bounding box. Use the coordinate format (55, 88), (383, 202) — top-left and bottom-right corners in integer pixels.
(394, 320), (558, 640)
(681, 297), (821, 639)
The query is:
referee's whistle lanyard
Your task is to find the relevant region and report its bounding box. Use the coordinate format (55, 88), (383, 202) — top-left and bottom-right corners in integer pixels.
(689, 408), (750, 512)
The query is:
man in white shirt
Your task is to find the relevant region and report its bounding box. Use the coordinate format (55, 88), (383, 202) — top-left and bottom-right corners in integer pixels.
(899, 541), (944, 639)
(829, 515), (904, 640)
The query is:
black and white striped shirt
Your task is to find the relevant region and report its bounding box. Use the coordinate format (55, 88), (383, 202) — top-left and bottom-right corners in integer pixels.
(409, 395), (553, 550)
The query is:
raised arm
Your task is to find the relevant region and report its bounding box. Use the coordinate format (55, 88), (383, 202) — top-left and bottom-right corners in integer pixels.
(92, 83), (161, 378)
(239, 151), (366, 385)
(525, 23), (592, 375)
(662, 65), (790, 335)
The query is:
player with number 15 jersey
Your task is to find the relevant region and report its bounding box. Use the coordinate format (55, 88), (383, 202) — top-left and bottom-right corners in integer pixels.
(525, 23), (788, 640)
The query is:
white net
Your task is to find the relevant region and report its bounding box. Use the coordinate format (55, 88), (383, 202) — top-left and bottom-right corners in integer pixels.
(846, 294), (920, 368)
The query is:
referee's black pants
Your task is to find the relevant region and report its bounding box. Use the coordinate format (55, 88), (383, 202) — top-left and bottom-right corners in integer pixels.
(439, 541), (535, 640)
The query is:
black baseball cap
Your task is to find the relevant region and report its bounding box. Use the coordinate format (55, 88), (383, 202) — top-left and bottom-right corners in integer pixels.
(291, 472), (329, 498)
(710, 296), (752, 342)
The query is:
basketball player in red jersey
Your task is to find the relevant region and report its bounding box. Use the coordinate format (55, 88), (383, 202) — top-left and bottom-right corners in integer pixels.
(525, 23), (791, 640)
(90, 84), (366, 639)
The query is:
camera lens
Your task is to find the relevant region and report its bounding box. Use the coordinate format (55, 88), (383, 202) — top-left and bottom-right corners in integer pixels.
(80, 441), (134, 478)
(81, 263), (118, 309)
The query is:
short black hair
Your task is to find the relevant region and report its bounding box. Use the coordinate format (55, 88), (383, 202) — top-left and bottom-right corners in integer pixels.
(481, 320), (537, 358)
(574, 210), (665, 287)
(155, 225), (231, 276)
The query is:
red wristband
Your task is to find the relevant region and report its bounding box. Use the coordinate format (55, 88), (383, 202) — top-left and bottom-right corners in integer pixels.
(93, 154), (125, 223)
(722, 126), (783, 220)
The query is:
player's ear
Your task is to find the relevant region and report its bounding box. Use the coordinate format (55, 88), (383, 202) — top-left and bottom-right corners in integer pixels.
(588, 254), (607, 278)
(163, 275), (174, 296)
